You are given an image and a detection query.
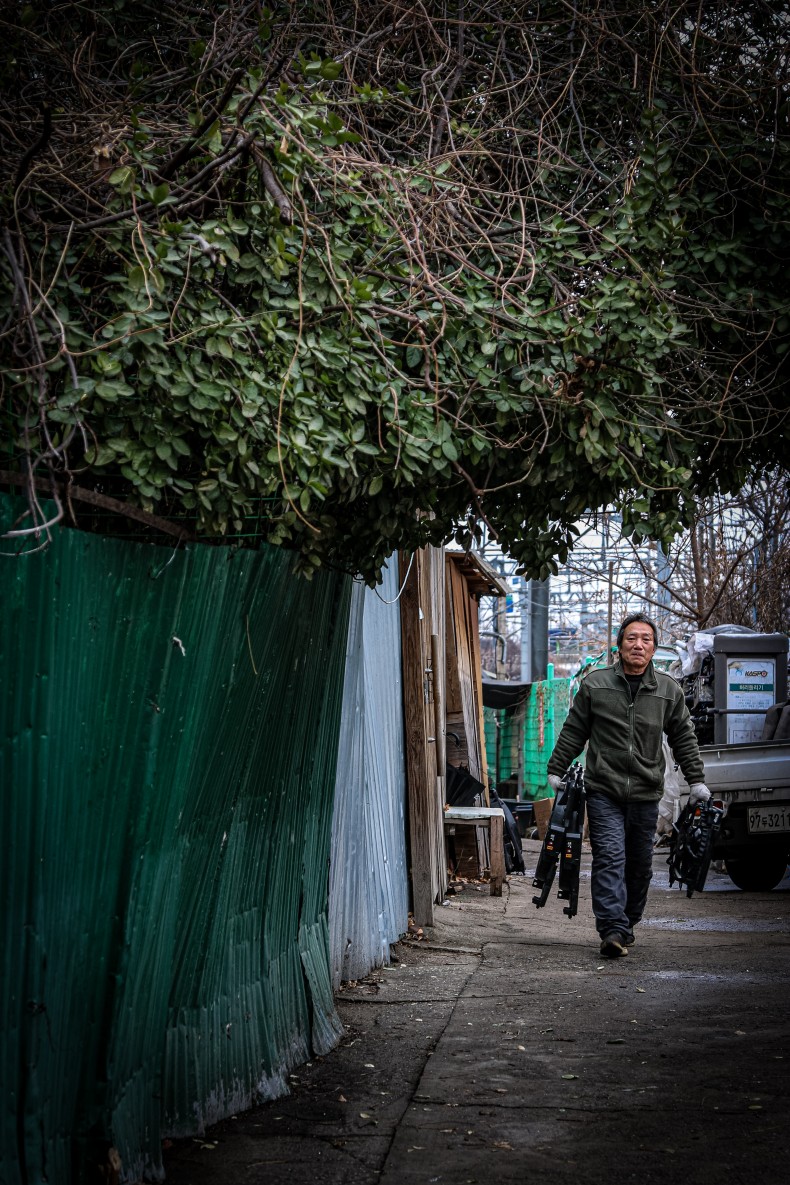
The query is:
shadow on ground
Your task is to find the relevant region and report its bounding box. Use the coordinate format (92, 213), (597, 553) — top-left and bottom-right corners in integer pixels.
(164, 842), (790, 1184)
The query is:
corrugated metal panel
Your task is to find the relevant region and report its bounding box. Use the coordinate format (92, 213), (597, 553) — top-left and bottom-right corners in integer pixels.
(329, 559), (409, 986)
(0, 494), (350, 1184)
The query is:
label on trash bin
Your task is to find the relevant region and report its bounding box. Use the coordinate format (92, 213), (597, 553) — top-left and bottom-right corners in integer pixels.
(726, 659), (775, 744)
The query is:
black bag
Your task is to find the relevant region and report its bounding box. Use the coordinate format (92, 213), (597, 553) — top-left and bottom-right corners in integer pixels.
(490, 788), (526, 875)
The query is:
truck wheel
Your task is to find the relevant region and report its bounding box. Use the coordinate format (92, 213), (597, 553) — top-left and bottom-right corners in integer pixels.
(724, 850), (789, 891)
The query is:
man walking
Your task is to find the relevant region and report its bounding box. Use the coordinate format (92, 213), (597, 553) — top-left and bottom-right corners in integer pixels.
(547, 613), (709, 957)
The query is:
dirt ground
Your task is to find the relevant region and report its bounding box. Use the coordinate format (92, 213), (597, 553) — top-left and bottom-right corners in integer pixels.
(163, 840), (790, 1184)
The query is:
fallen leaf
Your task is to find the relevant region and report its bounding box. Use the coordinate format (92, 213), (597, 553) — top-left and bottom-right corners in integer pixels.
(561, 1074), (578, 1080)
(359, 1112), (371, 1119)
(735, 1030), (747, 1036)
(338, 1095), (347, 1103)
(636, 988), (646, 993)
(493, 1141), (513, 1150)
(518, 1045), (526, 1051)
(364, 1063), (375, 1068)
(494, 1088), (507, 1094)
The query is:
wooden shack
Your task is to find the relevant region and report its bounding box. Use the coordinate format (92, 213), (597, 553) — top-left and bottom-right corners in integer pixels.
(400, 547), (509, 925)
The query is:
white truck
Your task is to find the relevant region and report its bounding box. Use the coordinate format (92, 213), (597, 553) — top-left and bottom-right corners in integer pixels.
(695, 738), (790, 890)
(674, 627), (790, 891)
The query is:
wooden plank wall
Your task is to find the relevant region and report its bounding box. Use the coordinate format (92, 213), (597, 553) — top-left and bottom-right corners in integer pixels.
(444, 580), (467, 772)
(445, 560), (488, 790)
(468, 585), (489, 788)
(427, 547), (448, 906)
(399, 547), (447, 926)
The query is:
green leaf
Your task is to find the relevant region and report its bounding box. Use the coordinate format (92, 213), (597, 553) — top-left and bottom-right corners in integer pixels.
(108, 166), (135, 191)
(85, 444), (118, 466)
(150, 183), (170, 205)
(319, 60), (342, 81)
(127, 266), (165, 293)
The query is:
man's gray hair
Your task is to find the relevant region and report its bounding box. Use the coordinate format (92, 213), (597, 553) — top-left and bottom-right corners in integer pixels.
(616, 612), (658, 649)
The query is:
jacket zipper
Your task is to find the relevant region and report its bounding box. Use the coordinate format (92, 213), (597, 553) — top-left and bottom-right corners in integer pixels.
(621, 670), (638, 800)
(626, 680), (649, 799)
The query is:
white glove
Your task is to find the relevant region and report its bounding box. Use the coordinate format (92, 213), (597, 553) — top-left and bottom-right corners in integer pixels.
(689, 783), (711, 803)
(547, 774), (564, 793)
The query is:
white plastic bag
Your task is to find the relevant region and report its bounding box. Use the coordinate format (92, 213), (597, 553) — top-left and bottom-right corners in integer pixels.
(658, 737), (682, 825)
(680, 631), (716, 677)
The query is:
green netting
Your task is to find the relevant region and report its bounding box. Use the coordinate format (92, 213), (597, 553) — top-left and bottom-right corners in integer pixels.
(1, 495), (350, 1183)
(483, 707), (499, 780)
(483, 678), (575, 799)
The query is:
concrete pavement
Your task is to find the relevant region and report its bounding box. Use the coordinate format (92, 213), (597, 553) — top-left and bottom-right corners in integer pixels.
(163, 840), (790, 1184)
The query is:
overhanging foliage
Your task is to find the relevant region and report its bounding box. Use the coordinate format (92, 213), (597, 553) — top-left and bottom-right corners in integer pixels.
(2, 2), (789, 580)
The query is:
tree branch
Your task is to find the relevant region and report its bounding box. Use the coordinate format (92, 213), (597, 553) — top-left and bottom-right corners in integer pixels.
(0, 471), (194, 542)
(251, 147), (292, 223)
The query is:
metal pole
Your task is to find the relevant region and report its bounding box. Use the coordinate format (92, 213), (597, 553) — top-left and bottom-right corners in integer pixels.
(530, 578), (550, 682)
(655, 542), (672, 643)
(496, 595), (508, 680)
(607, 561), (614, 665)
(520, 578), (532, 683)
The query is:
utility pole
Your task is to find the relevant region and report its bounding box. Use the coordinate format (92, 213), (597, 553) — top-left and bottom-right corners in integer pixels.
(520, 577), (532, 683)
(530, 578), (550, 682)
(655, 542), (672, 643)
(496, 594), (508, 680)
(606, 561), (614, 664)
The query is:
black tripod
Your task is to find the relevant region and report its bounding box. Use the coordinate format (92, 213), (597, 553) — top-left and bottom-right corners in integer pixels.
(532, 764), (587, 919)
(667, 798), (723, 897)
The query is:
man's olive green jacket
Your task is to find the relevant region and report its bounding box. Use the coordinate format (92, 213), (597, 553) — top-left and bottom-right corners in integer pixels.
(547, 660), (705, 802)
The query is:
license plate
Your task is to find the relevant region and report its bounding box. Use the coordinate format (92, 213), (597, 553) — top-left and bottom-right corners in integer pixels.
(747, 805), (790, 834)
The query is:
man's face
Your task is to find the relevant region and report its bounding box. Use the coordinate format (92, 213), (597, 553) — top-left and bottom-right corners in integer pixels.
(619, 622), (656, 674)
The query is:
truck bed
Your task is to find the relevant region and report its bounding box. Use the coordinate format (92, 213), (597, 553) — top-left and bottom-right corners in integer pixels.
(698, 740), (790, 794)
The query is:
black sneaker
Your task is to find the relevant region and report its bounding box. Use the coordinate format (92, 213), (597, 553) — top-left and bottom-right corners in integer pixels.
(600, 933), (628, 957)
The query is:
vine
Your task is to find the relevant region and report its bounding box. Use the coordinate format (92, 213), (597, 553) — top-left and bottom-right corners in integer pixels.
(1, 2), (788, 581)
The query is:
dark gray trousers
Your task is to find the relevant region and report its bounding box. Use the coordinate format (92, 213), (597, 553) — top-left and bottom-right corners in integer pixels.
(585, 792), (659, 939)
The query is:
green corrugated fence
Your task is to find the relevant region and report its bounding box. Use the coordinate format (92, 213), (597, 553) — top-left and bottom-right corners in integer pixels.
(1, 495), (351, 1183)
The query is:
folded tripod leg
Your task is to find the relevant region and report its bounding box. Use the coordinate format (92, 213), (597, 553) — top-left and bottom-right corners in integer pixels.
(532, 788), (568, 907)
(557, 767), (586, 918)
(533, 764), (586, 916)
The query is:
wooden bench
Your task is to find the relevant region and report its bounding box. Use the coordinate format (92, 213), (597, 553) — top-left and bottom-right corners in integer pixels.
(443, 806), (506, 896)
